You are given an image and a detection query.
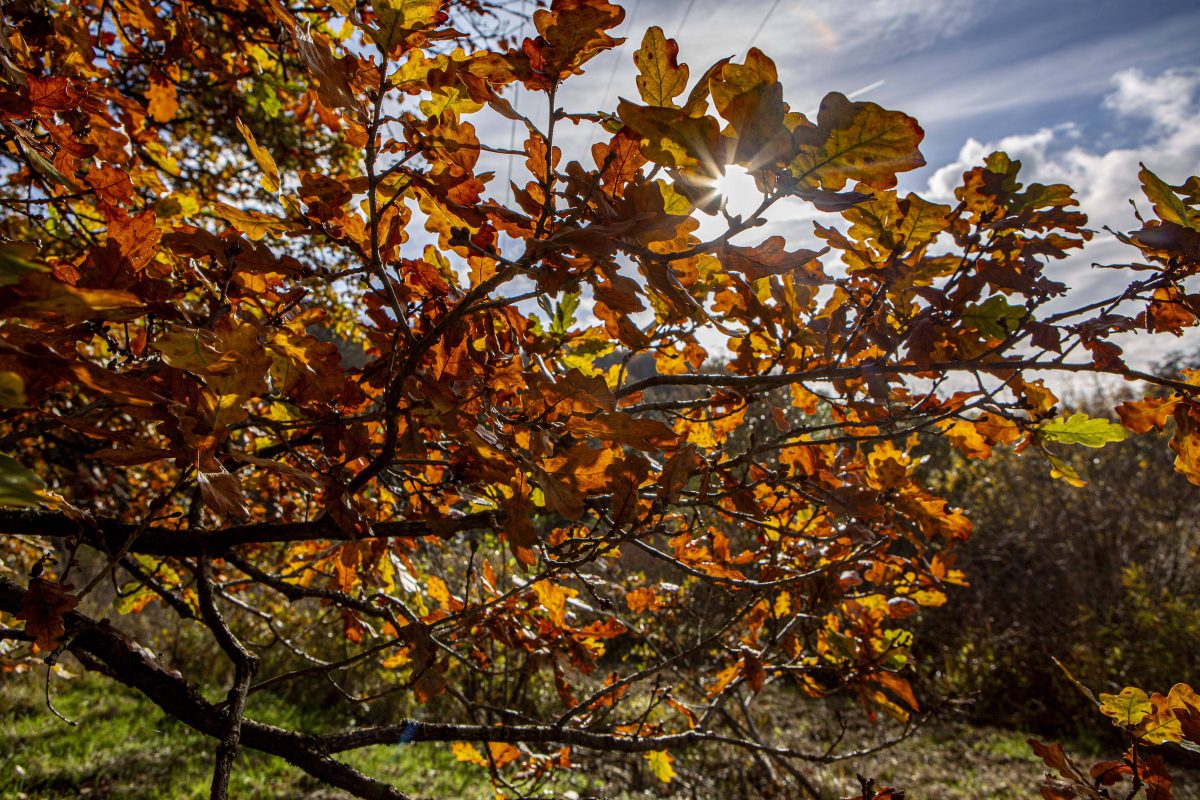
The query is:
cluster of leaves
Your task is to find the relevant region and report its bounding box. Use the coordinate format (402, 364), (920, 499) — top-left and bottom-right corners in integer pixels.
(0, 0), (1197, 797)
(1031, 681), (1200, 800)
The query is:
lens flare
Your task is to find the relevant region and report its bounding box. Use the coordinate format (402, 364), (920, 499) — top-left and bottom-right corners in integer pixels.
(715, 165), (761, 216)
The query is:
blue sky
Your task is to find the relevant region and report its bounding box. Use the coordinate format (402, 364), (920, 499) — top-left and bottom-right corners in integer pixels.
(477, 0), (1200, 373)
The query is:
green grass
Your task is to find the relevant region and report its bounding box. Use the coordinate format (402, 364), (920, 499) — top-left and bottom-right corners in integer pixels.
(0, 669), (494, 800)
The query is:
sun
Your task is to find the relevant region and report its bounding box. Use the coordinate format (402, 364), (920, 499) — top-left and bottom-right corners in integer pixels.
(714, 165), (762, 217)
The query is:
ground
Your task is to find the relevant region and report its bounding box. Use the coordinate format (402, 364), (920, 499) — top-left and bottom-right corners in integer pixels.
(2, 671), (1196, 799)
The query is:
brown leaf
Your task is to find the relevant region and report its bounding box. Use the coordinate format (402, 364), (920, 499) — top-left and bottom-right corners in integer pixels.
(16, 578), (78, 651)
(718, 237), (829, 283)
(197, 469), (250, 520)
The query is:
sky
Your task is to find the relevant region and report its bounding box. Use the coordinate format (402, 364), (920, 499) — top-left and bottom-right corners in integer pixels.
(473, 0), (1200, 377)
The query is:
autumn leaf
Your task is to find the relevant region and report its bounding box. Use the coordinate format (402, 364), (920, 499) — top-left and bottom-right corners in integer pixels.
(210, 201), (291, 240)
(717, 237), (829, 284)
(527, 0), (626, 84)
(633, 26), (688, 108)
(1099, 687), (1152, 727)
(371, 0), (444, 54)
(3, 273), (143, 324)
(487, 742), (521, 768)
(289, 25), (359, 110)
(0, 243), (48, 285)
(0, 372), (26, 409)
(617, 100), (724, 178)
(1038, 413), (1129, 448)
(709, 48), (790, 168)
(842, 190), (950, 257)
(568, 411), (678, 451)
(788, 91), (925, 191)
(961, 295), (1026, 340)
(645, 749), (676, 783)
(197, 469), (250, 520)
(1139, 163), (1198, 230)
(451, 741), (487, 766)
(146, 74), (178, 122)
(16, 578), (79, 651)
(85, 165), (136, 216)
(235, 117), (281, 193)
(1044, 451), (1088, 488)
(2, 2), (1198, 794)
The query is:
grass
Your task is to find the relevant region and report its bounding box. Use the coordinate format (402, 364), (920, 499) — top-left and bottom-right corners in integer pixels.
(3, 669), (1197, 799)
(0, 669), (492, 800)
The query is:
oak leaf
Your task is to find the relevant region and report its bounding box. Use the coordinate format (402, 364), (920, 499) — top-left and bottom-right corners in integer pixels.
(633, 26), (688, 108)
(16, 578), (78, 652)
(788, 92), (925, 191)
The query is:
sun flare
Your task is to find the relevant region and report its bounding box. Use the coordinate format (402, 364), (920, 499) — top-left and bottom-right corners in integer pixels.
(715, 165), (761, 216)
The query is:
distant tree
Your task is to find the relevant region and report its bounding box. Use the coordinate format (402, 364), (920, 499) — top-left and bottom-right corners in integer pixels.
(1, 1), (1199, 798)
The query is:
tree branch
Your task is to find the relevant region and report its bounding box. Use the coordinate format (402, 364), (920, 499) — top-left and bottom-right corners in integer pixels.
(0, 509), (499, 557)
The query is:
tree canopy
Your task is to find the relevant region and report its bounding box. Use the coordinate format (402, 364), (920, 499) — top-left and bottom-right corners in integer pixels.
(1, 0), (1199, 797)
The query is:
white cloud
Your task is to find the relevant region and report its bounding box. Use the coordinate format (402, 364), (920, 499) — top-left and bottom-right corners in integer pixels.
(1104, 67), (1200, 131)
(925, 66), (1200, 370)
(929, 67), (1200, 227)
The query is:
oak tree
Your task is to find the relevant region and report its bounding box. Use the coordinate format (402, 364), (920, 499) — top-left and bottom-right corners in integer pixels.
(1, 0), (1199, 797)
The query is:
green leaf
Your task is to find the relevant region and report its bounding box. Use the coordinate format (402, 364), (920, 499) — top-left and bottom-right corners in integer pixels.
(0, 243), (49, 286)
(114, 582), (157, 615)
(562, 336), (615, 376)
(962, 295), (1026, 340)
(1139, 163), (1198, 230)
(0, 453), (45, 508)
(1039, 413), (1130, 448)
(550, 292), (580, 336)
(0, 372), (27, 409)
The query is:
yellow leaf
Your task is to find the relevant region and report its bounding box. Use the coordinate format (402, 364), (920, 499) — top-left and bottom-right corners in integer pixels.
(1098, 686), (1152, 727)
(0, 372), (25, 409)
(633, 26), (688, 108)
(426, 575), (460, 611)
(531, 579), (577, 628)
(452, 742), (488, 767)
(788, 91), (925, 191)
(645, 750), (675, 783)
(235, 118), (281, 193)
(210, 202), (290, 240)
(381, 646), (412, 668)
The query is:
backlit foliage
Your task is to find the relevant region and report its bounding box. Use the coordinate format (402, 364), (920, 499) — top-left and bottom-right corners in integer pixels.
(0, 1), (1198, 797)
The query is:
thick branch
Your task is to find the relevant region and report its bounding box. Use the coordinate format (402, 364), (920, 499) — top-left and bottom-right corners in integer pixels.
(613, 358), (1200, 398)
(0, 509), (498, 557)
(0, 575), (411, 800)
